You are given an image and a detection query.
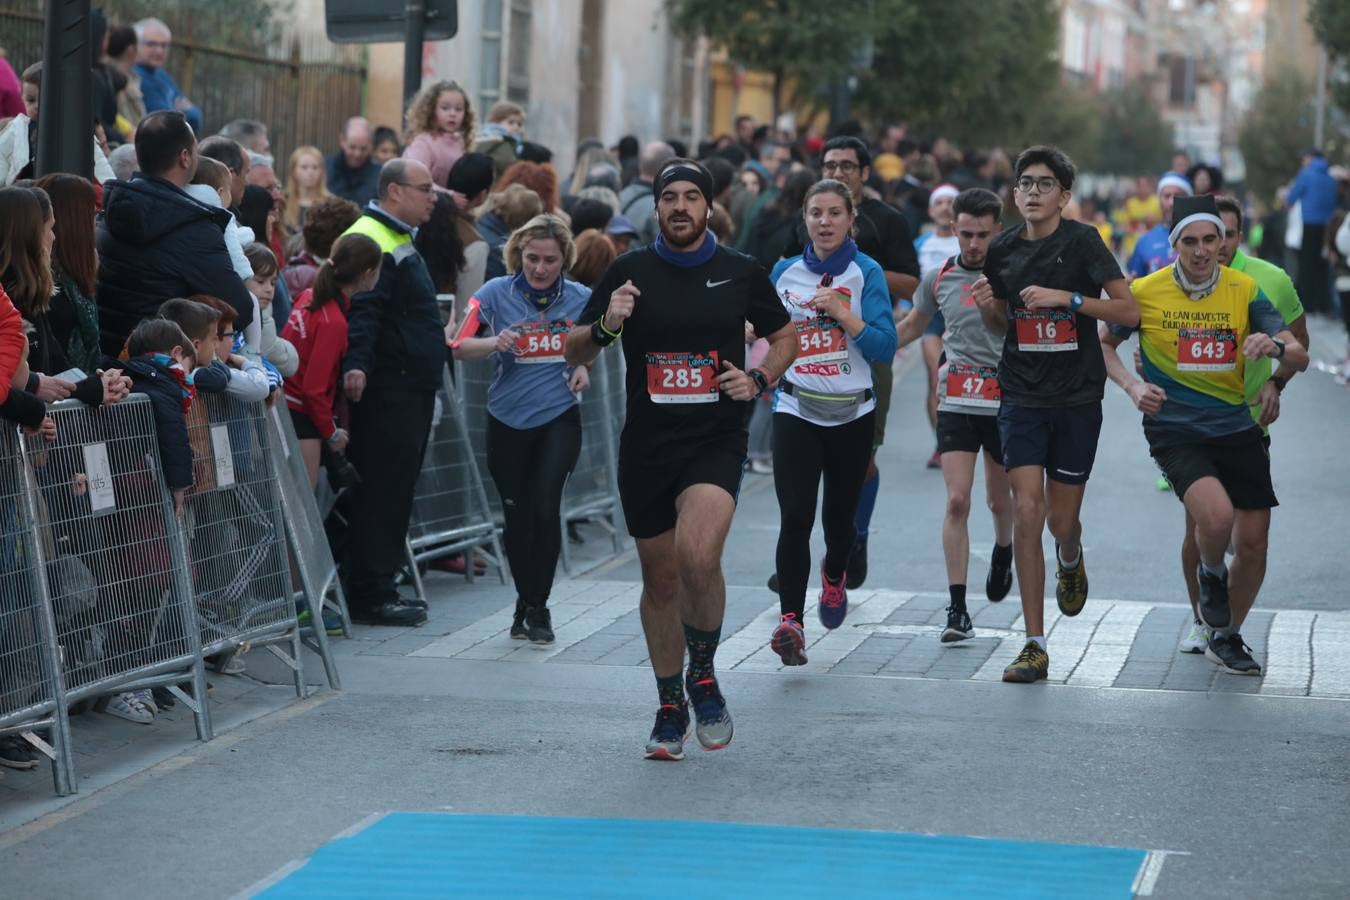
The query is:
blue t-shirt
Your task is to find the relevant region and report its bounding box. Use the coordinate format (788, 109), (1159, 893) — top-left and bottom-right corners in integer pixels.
(474, 275), (591, 430)
(1127, 223), (1175, 279)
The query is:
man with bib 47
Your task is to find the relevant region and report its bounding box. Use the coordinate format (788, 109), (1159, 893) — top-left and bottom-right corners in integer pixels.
(566, 159), (797, 761)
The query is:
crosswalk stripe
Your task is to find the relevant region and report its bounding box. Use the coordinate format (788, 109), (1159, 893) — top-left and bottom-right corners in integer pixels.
(1310, 612), (1350, 698)
(801, 591), (912, 672)
(719, 601), (790, 668)
(1261, 610), (1317, 695)
(1045, 603), (1109, 683)
(1067, 603), (1152, 686)
(499, 588), (641, 662)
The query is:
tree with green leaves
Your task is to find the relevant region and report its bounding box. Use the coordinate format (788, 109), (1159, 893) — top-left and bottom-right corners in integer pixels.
(1238, 69), (1315, 203)
(665, 0), (1058, 138)
(1310, 0), (1350, 112)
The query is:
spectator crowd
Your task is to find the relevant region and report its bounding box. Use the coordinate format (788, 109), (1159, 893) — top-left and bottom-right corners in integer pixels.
(1, 11), (1348, 771)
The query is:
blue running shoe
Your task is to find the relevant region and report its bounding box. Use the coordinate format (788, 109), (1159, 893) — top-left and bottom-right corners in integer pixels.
(685, 675), (734, 750)
(644, 703), (691, 761)
(818, 564), (848, 630)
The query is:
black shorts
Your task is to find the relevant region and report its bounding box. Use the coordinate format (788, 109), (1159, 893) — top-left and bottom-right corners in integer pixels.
(937, 410), (1003, 457)
(998, 401), (1103, 485)
(1148, 428), (1278, 510)
(289, 406), (323, 440)
(618, 441), (747, 539)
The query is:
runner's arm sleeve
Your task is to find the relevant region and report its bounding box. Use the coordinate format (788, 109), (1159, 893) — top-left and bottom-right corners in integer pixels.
(1249, 293), (1288, 337)
(883, 215), (921, 280)
(769, 258), (793, 283)
(1268, 269), (1304, 322)
(911, 269), (938, 316)
(1106, 322), (1137, 340)
(853, 260), (898, 364)
(746, 265), (791, 340)
(1082, 226), (1125, 288)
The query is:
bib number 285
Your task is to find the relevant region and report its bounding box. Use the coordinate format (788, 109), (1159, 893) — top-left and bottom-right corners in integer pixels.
(646, 351), (720, 404)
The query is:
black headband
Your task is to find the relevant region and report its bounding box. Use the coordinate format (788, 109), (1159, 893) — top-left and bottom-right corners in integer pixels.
(654, 164), (714, 206)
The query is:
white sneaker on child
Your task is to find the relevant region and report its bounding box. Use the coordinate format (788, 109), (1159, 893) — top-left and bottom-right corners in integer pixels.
(104, 691), (154, 724)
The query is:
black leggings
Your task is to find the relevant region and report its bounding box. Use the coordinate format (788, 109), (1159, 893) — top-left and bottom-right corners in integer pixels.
(487, 406), (582, 607)
(772, 410), (875, 619)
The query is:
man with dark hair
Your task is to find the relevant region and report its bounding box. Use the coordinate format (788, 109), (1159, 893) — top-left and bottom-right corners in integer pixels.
(198, 135), (249, 208)
(1170, 194), (1309, 654)
(970, 145), (1138, 683)
(566, 158), (797, 761)
(339, 158), (442, 627)
(785, 133), (921, 590)
(329, 117), (381, 207)
(895, 188), (1013, 644)
(1101, 194), (1307, 675)
(96, 110), (253, 354)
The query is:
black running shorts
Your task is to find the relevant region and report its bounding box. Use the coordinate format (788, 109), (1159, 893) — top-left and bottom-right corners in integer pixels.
(1148, 427), (1278, 510)
(618, 440), (748, 539)
(998, 401), (1103, 485)
(937, 410), (1003, 458)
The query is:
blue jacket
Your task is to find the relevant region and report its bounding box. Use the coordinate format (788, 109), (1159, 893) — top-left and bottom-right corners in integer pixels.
(124, 356), (193, 491)
(133, 64), (202, 132)
(1287, 157), (1338, 225)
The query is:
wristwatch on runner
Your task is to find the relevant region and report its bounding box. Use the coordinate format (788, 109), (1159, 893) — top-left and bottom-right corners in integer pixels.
(1271, 337), (1286, 359)
(1069, 292), (1084, 312)
(749, 368), (769, 398)
(1270, 374), (1288, 393)
(591, 318), (621, 347)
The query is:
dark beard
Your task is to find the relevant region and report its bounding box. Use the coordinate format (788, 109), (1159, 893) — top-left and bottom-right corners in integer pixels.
(659, 217), (706, 249)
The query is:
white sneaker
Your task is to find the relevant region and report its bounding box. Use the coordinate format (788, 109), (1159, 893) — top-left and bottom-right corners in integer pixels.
(749, 459), (773, 475)
(104, 691), (154, 724)
(1178, 620), (1210, 654)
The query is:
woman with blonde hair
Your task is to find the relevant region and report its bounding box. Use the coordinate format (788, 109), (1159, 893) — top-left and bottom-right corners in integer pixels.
(282, 145), (332, 231)
(451, 214), (591, 645)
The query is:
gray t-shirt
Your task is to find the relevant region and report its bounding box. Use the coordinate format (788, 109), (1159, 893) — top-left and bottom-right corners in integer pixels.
(914, 256), (1005, 415)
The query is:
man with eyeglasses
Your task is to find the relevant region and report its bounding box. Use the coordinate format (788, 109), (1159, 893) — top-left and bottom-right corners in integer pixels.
(786, 135), (920, 590)
(132, 18), (202, 133)
(970, 146), (1139, 683)
(338, 159), (443, 627)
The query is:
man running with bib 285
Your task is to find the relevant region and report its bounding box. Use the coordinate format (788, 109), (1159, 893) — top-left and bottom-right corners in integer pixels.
(566, 159), (797, 760)
(970, 146), (1139, 683)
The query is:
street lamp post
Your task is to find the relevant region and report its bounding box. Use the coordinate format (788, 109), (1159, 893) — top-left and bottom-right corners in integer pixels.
(35, 0), (93, 180)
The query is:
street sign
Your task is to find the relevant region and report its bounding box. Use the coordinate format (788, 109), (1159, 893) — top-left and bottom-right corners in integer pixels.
(325, 0), (458, 44)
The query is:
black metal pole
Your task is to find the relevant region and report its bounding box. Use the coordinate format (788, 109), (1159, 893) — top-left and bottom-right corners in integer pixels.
(402, 0), (426, 110)
(36, 0), (93, 179)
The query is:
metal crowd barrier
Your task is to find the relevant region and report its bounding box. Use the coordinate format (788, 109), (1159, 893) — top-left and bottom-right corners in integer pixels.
(558, 349), (625, 573)
(452, 350), (627, 578)
(403, 367), (508, 606)
(266, 403), (349, 689)
(24, 396), (215, 792)
(0, 425), (74, 794)
(184, 392), (331, 697)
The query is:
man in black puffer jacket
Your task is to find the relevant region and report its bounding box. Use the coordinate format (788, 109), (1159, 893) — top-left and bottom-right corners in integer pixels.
(96, 111), (253, 355)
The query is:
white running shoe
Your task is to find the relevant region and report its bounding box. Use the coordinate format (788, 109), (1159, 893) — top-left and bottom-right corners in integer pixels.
(1178, 620), (1210, 654)
(104, 691), (154, 724)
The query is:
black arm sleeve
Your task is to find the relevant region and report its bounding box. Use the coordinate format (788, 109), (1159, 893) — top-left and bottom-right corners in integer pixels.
(746, 265), (790, 338)
(0, 389), (47, 429)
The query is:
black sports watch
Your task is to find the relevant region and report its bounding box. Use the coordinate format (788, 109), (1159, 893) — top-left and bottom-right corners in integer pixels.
(749, 368), (769, 398)
(1271, 337), (1286, 359)
(1269, 374), (1288, 393)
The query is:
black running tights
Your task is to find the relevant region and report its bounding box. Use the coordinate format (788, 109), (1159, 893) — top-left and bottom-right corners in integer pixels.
(486, 406), (581, 607)
(772, 411), (875, 620)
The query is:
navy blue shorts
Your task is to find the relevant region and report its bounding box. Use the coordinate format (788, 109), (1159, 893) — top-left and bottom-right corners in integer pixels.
(998, 402), (1103, 485)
